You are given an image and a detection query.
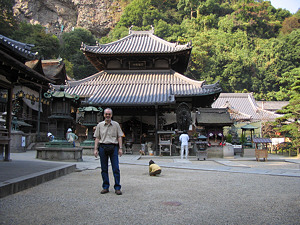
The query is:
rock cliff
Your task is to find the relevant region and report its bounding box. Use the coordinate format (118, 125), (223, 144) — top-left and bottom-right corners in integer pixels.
(13, 0), (123, 38)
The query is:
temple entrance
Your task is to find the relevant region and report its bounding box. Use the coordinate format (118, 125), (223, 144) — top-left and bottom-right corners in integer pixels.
(121, 117), (153, 144)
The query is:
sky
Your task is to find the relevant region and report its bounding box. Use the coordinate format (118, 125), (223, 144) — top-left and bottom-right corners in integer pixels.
(269, 0), (299, 14)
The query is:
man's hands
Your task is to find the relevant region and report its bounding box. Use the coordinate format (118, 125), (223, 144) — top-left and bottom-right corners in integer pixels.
(118, 148), (123, 157)
(94, 146), (122, 157)
(94, 148), (98, 158)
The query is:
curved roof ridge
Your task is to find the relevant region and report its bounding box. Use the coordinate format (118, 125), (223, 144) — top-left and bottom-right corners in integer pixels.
(81, 29), (192, 54)
(129, 29), (154, 35)
(173, 71), (204, 87)
(53, 71), (105, 89)
(80, 33), (135, 51)
(247, 93), (259, 111)
(0, 34), (38, 60)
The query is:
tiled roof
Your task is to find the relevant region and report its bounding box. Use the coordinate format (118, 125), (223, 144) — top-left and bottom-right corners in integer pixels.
(253, 138), (272, 143)
(53, 70), (221, 106)
(25, 58), (67, 85)
(212, 93), (281, 122)
(41, 59), (67, 85)
(0, 35), (38, 60)
(81, 30), (192, 55)
(196, 108), (233, 125)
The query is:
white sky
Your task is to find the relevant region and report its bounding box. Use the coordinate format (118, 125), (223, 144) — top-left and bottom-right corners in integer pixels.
(269, 0), (299, 14)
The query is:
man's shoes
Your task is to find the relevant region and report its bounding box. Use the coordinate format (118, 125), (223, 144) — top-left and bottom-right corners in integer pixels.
(115, 190), (122, 195)
(100, 189), (109, 194)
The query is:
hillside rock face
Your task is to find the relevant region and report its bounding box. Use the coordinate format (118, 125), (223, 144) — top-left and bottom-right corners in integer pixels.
(13, 0), (122, 37)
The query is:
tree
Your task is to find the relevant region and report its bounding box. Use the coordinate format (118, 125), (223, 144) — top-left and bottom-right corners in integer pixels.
(100, 26), (129, 44)
(231, 1), (282, 38)
(117, 0), (152, 27)
(276, 72), (300, 155)
(61, 28), (96, 59)
(274, 68), (300, 101)
(0, 0), (17, 36)
(177, 0), (200, 19)
(280, 15), (300, 35)
(11, 22), (60, 59)
(60, 28), (98, 79)
(64, 59), (74, 78)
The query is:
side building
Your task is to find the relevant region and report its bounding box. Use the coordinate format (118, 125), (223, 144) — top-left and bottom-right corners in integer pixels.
(0, 35), (66, 157)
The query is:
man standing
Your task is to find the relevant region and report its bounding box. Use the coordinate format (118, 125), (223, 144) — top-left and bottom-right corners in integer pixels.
(179, 130), (189, 160)
(94, 108), (124, 195)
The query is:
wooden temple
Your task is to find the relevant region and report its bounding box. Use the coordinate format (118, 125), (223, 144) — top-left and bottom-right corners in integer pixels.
(50, 28), (223, 153)
(0, 35), (58, 159)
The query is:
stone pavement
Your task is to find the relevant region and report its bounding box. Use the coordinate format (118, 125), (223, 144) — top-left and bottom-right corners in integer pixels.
(0, 152), (300, 225)
(1, 151), (300, 199)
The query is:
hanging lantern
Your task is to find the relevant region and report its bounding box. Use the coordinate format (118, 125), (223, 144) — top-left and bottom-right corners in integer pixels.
(17, 90), (25, 98)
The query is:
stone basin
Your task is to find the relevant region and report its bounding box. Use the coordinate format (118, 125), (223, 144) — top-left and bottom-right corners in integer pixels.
(36, 147), (83, 162)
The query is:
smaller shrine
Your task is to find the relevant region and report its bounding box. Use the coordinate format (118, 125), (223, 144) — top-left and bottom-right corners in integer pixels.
(241, 124), (258, 148)
(45, 86), (80, 143)
(196, 108), (233, 145)
(36, 86), (83, 161)
(78, 106), (103, 155)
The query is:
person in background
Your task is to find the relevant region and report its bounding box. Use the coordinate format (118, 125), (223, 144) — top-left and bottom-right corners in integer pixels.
(47, 132), (54, 141)
(149, 160), (161, 176)
(66, 128), (78, 147)
(179, 130), (189, 160)
(94, 108), (124, 195)
(140, 133), (147, 155)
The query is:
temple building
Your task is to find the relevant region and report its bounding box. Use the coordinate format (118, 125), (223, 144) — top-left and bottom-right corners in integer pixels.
(0, 35), (54, 158)
(51, 28), (222, 153)
(0, 35), (68, 158)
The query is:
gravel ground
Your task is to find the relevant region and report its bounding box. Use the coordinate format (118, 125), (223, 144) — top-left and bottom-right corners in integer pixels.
(1, 164), (300, 225)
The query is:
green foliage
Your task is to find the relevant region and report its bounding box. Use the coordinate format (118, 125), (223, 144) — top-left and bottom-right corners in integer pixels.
(225, 134), (232, 143)
(280, 15), (300, 35)
(276, 73), (300, 152)
(231, 1), (282, 38)
(177, 0), (200, 19)
(5, 0), (298, 98)
(117, 0), (152, 27)
(61, 28), (96, 59)
(198, 0), (233, 17)
(60, 28), (98, 79)
(63, 59), (74, 78)
(10, 22), (60, 59)
(105, 0), (298, 100)
(0, 0), (17, 36)
(240, 134), (246, 145)
(275, 68), (300, 100)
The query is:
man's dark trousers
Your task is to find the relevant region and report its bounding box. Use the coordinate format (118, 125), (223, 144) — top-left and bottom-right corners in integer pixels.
(98, 145), (121, 190)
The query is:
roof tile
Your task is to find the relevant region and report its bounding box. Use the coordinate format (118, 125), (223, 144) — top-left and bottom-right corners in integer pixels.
(81, 30), (191, 55)
(57, 70), (221, 106)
